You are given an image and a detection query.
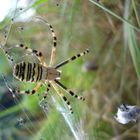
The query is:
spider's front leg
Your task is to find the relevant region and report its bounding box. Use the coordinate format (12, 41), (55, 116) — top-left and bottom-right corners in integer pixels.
(16, 44), (48, 66)
(34, 16), (57, 67)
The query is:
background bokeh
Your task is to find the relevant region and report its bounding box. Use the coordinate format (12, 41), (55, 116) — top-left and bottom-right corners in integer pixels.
(0, 0), (140, 140)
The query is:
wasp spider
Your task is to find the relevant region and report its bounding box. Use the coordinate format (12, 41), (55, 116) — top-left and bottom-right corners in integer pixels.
(1, 16), (89, 114)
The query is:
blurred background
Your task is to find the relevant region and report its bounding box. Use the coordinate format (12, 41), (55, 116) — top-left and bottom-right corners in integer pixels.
(0, 0), (140, 140)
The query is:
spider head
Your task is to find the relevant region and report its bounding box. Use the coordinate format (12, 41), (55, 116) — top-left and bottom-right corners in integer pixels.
(47, 67), (61, 81)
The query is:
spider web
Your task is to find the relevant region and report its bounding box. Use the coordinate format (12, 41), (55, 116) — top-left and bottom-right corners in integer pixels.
(0, 1), (45, 139)
(0, 1), (87, 140)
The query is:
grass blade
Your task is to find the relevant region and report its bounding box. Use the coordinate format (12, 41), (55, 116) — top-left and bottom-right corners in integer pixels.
(123, 0), (140, 79)
(127, 26), (140, 79)
(89, 0), (140, 32)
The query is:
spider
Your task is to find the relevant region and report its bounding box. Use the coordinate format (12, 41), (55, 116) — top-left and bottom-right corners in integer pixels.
(1, 16), (89, 114)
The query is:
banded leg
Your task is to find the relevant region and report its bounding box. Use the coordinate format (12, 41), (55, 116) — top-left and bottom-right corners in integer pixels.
(2, 20), (14, 62)
(49, 46), (56, 67)
(43, 83), (51, 99)
(3, 20), (14, 46)
(19, 82), (42, 95)
(2, 74), (16, 98)
(45, 22), (57, 66)
(0, 46), (14, 63)
(47, 20), (57, 66)
(16, 44), (47, 66)
(39, 83), (51, 110)
(55, 49), (89, 69)
(50, 81), (73, 114)
(35, 16), (57, 66)
(54, 80), (85, 101)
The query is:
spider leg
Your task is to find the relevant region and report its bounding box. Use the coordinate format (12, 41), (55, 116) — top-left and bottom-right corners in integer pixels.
(2, 20), (13, 47)
(50, 81), (73, 114)
(2, 75), (41, 97)
(37, 81), (51, 99)
(42, 82), (51, 99)
(55, 49), (89, 69)
(34, 16), (57, 67)
(12, 82), (42, 95)
(49, 46), (56, 67)
(1, 43), (47, 66)
(0, 45), (14, 63)
(47, 22), (57, 66)
(39, 82), (51, 109)
(16, 44), (47, 66)
(54, 80), (85, 101)
(1, 19), (16, 65)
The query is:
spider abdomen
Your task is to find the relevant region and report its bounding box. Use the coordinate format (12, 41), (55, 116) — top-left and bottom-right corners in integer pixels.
(13, 62), (61, 82)
(13, 62), (44, 82)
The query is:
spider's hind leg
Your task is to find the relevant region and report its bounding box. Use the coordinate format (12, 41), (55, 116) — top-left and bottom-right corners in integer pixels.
(39, 83), (52, 110)
(5, 82), (42, 96)
(21, 82), (42, 95)
(54, 80), (85, 101)
(51, 81), (73, 114)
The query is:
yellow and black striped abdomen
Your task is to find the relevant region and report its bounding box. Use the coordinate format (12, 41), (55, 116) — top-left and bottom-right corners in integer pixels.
(13, 62), (43, 82)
